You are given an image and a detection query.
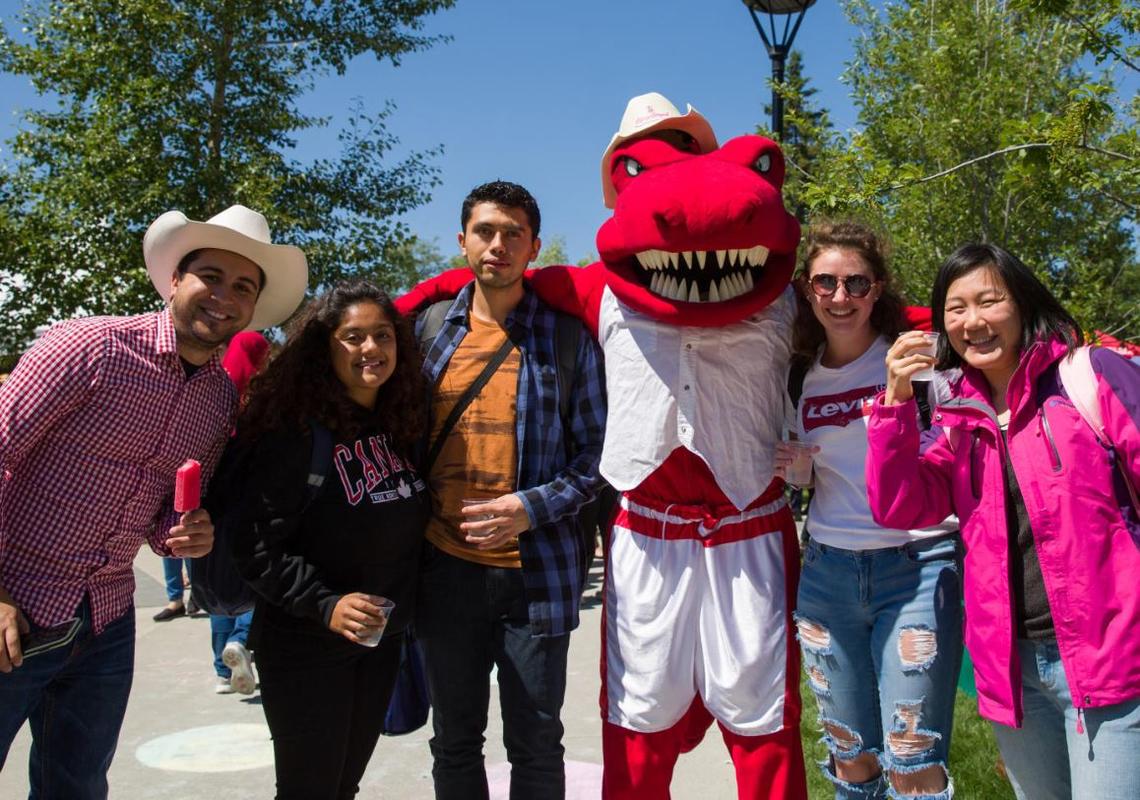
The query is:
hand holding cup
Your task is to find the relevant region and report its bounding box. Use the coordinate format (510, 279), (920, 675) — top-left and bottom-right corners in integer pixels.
(885, 331), (939, 405)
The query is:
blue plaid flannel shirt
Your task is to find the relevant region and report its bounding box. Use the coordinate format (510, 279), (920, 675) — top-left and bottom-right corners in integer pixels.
(418, 281), (607, 637)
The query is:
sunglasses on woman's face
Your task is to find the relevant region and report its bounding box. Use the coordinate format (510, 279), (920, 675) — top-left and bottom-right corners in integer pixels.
(809, 273), (876, 298)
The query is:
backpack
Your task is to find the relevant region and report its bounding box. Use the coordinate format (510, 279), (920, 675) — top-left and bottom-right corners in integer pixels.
(1058, 346), (1139, 511)
(417, 301), (617, 581)
(190, 421), (334, 617)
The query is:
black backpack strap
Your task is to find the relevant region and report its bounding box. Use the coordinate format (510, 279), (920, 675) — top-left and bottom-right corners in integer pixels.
(424, 336), (515, 474)
(305, 419), (335, 507)
(416, 300), (453, 352)
(554, 313), (583, 426)
(787, 359), (809, 409)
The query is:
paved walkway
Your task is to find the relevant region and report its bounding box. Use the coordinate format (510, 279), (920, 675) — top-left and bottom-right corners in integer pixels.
(1, 548), (746, 799)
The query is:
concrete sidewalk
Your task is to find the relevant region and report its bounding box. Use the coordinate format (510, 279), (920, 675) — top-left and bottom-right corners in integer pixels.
(1, 548), (746, 799)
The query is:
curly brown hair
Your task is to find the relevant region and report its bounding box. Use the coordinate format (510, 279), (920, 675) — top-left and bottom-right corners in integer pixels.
(790, 220), (907, 372)
(237, 280), (425, 450)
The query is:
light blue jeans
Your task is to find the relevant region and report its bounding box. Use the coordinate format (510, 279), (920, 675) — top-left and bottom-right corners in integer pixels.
(991, 639), (1140, 800)
(161, 557), (192, 603)
(796, 534), (964, 800)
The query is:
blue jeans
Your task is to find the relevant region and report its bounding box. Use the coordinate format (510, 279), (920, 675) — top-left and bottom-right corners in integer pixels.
(796, 534), (964, 800)
(161, 557), (191, 602)
(210, 612), (252, 677)
(0, 599), (135, 800)
(416, 546), (570, 800)
(990, 639), (1140, 800)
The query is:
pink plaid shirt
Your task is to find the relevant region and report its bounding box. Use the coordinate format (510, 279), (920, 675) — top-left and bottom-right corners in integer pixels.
(0, 310), (237, 633)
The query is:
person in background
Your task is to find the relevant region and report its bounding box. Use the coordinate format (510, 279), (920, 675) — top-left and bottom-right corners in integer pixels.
(775, 221), (961, 799)
(210, 329), (270, 695)
(153, 557), (197, 621)
(867, 243), (1140, 800)
(231, 281), (428, 800)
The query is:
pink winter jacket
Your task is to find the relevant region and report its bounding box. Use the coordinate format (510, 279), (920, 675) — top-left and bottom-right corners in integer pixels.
(866, 338), (1140, 727)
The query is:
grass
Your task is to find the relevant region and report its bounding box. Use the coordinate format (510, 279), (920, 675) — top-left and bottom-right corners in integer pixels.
(799, 674), (1015, 799)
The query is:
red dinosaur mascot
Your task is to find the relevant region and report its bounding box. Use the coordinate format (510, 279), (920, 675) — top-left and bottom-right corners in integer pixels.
(398, 92), (808, 799)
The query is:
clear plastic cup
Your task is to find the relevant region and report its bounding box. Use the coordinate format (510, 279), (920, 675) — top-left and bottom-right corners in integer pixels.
(357, 597), (395, 648)
(461, 497), (498, 539)
(461, 497), (496, 521)
(783, 440), (815, 487)
(911, 332), (940, 382)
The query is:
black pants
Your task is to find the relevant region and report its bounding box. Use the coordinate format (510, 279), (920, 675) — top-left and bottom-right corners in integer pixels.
(417, 547), (570, 800)
(256, 625), (403, 800)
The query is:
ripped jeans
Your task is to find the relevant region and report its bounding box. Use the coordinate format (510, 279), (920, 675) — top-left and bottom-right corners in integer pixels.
(796, 534), (964, 799)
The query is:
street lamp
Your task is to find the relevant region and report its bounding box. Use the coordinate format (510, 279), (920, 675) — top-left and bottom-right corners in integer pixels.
(742, 0), (816, 141)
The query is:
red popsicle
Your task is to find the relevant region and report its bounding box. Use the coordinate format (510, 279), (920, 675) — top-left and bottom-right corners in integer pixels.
(174, 459), (201, 512)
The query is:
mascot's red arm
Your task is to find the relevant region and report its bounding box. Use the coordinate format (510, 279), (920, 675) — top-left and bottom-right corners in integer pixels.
(905, 305), (933, 331)
(393, 263), (606, 339)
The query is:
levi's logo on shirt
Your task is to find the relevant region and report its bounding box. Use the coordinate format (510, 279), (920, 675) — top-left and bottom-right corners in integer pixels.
(333, 434), (425, 506)
(801, 384), (883, 432)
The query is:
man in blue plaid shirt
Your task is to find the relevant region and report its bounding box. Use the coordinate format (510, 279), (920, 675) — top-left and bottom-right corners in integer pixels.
(415, 181), (607, 800)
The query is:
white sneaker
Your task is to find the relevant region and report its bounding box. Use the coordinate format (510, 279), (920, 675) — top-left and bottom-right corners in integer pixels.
(222, 641), (256, 695)
(214, 676), (235, 694)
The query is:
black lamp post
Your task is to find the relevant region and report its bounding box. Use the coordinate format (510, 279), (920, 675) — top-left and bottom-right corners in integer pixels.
(742, 0), (816, 141)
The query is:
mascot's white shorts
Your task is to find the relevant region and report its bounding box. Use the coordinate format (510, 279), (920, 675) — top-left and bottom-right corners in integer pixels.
(602, 493), (796, 737)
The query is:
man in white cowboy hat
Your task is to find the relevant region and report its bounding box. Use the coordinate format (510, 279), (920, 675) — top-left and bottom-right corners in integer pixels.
(0, 204), (306, 799)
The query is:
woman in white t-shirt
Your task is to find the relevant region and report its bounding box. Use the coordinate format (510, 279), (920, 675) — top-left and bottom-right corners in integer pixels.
(775, 221), (962, 800)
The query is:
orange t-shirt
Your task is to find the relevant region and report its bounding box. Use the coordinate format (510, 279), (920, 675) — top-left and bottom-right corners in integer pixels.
(425, 314), (522, 568)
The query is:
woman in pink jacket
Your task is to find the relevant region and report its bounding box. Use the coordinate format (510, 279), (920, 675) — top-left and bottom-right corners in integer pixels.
(866, 243), (1140, 800)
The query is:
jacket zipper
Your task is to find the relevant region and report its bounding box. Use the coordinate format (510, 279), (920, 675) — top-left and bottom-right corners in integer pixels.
(1037, 408), (1062, 472)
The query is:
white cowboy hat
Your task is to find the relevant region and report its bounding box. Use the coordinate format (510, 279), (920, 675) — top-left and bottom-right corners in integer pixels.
(600, 92), (718, 209)
(143, 204), (308, 330)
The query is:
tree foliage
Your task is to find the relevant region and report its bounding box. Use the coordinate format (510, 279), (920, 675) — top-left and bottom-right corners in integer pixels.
(772, 0), (1138, 339)
(758, 50), (835, 222)
(0, 0), (454, 350)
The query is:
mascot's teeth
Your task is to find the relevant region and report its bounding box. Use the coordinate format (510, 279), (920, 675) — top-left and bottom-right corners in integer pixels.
(744, 270), (755, 291)
(687, 281), (700, 303)
(636, 246), (769, 273)
(708, 280), (721, 302)
(747, 245), (770, 267)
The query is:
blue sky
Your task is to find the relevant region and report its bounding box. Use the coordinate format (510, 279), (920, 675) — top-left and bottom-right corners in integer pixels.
(1, 1), (1133, 266)
(0, 0), (857, 263)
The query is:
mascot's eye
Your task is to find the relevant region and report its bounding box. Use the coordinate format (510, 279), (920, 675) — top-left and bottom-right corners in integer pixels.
(623, 157), (644, 177)
(753, 153), (771, 174)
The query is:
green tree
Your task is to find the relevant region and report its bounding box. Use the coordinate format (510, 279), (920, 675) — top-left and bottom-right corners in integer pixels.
(783, 0), (1138, 339)
(534, 235), (569, 267)
(0, 0), (455, 350)
(758, 49), (836, 221)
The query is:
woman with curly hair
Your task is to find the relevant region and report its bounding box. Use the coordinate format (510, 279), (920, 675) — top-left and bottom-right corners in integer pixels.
(230, 280), (427, 800)
(775, 221), (961, 799)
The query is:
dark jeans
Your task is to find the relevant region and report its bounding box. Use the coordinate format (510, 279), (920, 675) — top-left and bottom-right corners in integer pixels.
(417, 546), (571, 800)
(255, 622), (403, 800)
(0, 599), (135, 800)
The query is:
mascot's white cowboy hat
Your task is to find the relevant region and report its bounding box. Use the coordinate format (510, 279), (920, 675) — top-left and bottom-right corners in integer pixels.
(600, 92), (718, 209)
(143, 204), (308, 330)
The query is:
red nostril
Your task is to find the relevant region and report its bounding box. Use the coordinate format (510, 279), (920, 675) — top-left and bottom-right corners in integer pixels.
(654, 204), (685, 230)
(728, 194), (759, 225)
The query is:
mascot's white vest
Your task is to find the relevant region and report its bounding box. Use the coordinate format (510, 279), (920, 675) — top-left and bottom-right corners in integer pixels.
(597, 285), (796, 510)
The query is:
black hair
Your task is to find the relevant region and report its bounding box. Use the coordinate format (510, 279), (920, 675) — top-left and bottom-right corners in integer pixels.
(238, 280), (425, 449)
(930, 243), (1081, 369)
(177, 248), (267, 294)
(460, 181), (541, 237)
(790, 220), (907, 369)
